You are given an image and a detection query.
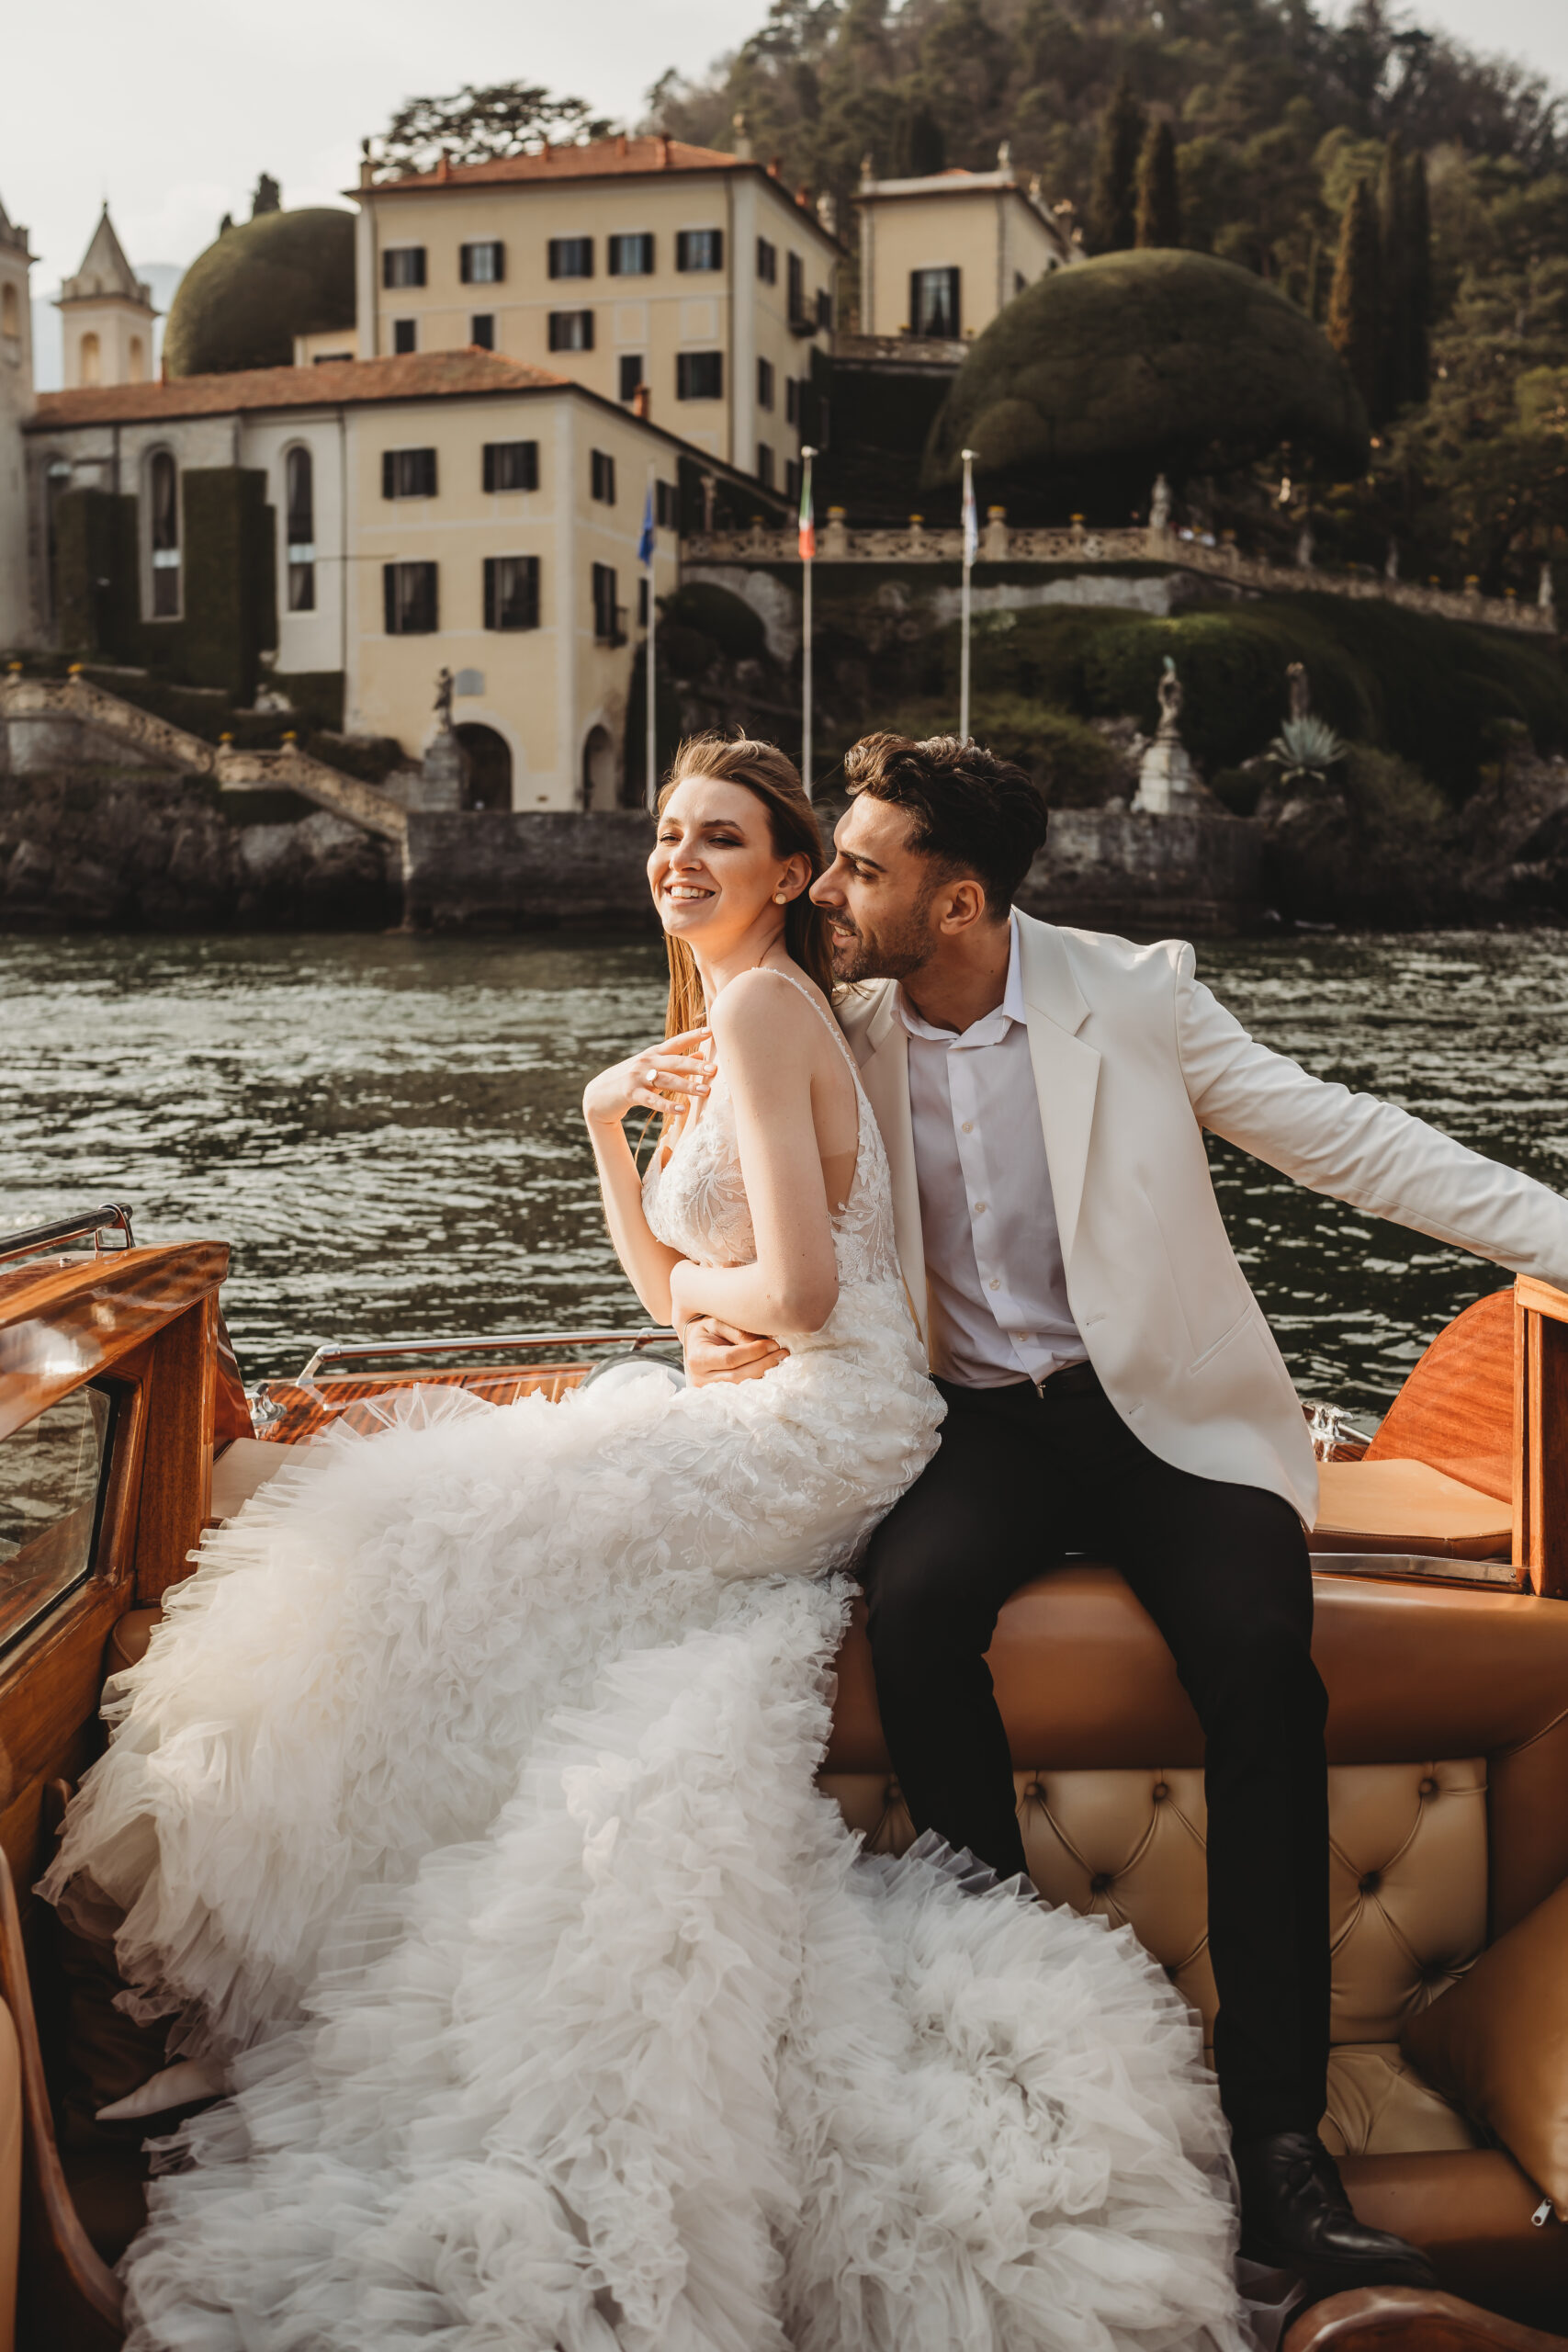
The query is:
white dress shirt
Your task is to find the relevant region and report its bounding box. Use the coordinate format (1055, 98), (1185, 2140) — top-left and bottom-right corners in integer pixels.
(897, 918), (1087, 1389)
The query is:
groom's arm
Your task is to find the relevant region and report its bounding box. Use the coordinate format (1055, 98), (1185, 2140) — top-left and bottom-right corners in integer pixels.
(1172, 946), (1568, 1287)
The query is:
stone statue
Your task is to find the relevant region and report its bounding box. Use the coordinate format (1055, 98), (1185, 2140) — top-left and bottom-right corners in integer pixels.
(1286, 662), (1311, 721)
(1149, 474), (1172, 533)
(1384, 537), (1400, 581)
(1134, 658), (1209, 815)
(1294, 521), (1315, 570)
(419, 670), (466, 812)
(1541, 563), (1557, 615)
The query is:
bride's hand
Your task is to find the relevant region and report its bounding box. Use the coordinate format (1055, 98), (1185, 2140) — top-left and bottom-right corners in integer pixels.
(583, 1027), (713, 1129)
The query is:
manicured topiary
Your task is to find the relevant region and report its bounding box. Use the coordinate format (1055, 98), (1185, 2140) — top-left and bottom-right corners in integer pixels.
(923, 248), (1370, 509)
(164, 209), (355, 378)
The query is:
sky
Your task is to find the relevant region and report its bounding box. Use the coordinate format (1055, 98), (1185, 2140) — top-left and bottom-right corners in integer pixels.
(6, 0), (1565, 385)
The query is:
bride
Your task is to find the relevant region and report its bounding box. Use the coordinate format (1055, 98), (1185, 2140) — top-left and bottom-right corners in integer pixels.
(44, 734), (1250, 2352)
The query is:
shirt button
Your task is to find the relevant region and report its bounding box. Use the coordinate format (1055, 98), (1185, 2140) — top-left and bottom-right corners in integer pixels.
(988, 1278), (1000, 1291)
(962, 1121), (974, 1133)
(973, 1201), (987, 1215)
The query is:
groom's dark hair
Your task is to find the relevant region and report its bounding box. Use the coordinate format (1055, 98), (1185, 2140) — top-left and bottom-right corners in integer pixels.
(842, 733), (1048, 917)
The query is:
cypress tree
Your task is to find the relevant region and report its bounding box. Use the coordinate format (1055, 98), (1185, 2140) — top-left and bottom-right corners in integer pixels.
(1089, 74), (1145, 254)
(1404, 148), (1432, 406)
(1327, 175), (1381, 422)
(897, 103), (946, 178)
(1134, 119), (1182, 248)
(1376, 133), (1408, 419)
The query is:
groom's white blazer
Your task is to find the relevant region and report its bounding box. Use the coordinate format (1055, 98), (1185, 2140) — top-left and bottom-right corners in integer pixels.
(837, 910), (1568, 1525)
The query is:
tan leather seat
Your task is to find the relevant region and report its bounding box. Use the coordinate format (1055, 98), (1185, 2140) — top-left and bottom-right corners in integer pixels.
(210, 1436), (296, 1521)
(825, 1564), (1568, 2327)
(1312, 1456), (1513, 1561)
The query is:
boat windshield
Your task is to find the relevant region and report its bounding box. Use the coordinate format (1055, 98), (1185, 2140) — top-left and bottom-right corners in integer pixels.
(0, 1384), (114, 1656)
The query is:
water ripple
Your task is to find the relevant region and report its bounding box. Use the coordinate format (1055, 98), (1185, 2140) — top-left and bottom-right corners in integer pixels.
(3, 929), (1563, 1412)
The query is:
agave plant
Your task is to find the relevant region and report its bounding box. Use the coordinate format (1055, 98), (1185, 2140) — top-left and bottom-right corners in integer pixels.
(1267, 712), (1346, 784)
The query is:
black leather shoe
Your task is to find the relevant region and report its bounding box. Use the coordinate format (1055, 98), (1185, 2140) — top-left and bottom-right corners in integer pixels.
(1235, 2131), (1439, 2292)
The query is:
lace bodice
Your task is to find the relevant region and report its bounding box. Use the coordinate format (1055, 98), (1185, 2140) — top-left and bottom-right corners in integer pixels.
(642, 969), (903, 1306)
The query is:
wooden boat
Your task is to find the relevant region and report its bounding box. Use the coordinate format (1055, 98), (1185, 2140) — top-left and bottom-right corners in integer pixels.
(4, 1204), (1568, 2352)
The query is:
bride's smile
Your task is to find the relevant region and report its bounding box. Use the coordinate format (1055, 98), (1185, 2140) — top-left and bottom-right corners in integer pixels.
(648, 774), (811, 984)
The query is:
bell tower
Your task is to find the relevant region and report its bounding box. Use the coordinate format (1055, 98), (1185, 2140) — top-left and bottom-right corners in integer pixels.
(58, 203), (157, 389)
(0, 187), (35, 647)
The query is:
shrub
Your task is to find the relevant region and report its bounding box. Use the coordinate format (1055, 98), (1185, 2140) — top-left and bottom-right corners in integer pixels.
(879, 696), (1122, 807)
(921, 595), (1568, 799)
(663, 582), (767, 663)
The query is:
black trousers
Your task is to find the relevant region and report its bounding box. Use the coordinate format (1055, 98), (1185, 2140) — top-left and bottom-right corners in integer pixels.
(860, 1371), (1329, 2145)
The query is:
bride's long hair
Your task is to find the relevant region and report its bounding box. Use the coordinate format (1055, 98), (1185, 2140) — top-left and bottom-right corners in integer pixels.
(657, 734), (838, 1040)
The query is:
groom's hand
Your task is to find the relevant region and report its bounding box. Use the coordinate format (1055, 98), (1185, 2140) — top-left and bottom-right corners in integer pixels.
(680, 1313), (787, 1386)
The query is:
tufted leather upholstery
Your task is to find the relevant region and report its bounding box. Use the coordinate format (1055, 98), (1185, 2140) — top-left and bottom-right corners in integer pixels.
(823, 1754), (1489, 2158)
(825, 1564), (1568, 2187)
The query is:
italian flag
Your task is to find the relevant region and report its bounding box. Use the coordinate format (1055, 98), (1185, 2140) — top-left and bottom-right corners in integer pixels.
(798, 454), (815, 561)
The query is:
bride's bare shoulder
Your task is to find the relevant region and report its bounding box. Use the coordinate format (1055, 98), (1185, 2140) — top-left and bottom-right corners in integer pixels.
(710, 966), (833, 1057)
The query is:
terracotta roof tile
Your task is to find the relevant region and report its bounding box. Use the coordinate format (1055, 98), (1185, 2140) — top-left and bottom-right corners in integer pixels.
(30, 348), (570, 428)
(368, 133), (751, 193)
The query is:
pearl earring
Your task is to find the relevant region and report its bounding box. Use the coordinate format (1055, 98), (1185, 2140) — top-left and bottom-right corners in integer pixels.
(774, 890), (788, 904)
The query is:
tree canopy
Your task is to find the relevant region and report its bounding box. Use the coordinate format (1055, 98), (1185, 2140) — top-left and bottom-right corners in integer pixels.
(924, 247), (1370, 512)
(375, 84), (614, 175)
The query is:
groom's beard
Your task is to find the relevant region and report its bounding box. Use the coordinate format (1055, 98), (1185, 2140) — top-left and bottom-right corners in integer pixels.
(826, 889), (941, 986)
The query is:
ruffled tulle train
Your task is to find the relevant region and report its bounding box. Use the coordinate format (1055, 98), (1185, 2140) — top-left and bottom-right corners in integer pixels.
(42, 1070), (1253, 2348)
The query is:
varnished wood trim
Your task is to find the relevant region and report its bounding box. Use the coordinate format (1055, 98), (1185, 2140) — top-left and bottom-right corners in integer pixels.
(0, 1849), (123, 2347)
(254, 1364), (591, 1445)
(0, 1244), (229, 1442)
(1283, 2284), (1567, 2350)
(1516, 1278), (1568, 1325)
(133, 1298), (216, 1608)
(1363, 1290), (1514, 1504)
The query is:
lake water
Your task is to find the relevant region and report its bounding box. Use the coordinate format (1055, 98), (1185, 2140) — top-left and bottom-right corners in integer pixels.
(3, 929), (1565, 1416)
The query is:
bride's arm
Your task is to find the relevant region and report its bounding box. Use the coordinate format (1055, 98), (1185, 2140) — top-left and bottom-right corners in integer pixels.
(670, 975), (840, 1338)
(583, 1026), (712, 1321)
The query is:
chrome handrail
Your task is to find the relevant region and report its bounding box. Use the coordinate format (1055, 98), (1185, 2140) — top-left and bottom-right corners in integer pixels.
(294, 1329), (678, 1382)
(0, 1202), (136, 1267)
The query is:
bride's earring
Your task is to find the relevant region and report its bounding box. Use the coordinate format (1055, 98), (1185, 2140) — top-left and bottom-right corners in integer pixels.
(774, 889), (789, 904)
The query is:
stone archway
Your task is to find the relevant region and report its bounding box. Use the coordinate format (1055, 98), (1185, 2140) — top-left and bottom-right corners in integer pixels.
(455, 724), (513, 810)
(581, 724), (618, 812)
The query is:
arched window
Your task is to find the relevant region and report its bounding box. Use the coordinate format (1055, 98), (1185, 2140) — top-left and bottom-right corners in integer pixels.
(148, 449), (180, 616)
(80, 331), (101, 386)
(0, 284), (18, 339)
(129, 335), (145, 382)
(285, 445), (315, 612)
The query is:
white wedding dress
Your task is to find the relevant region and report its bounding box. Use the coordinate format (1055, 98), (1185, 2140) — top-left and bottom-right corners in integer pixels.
(46, 972), (1250, 2352)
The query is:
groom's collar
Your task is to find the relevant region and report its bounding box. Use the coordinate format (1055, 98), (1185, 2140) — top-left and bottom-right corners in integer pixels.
(857, 911), (1089, 1052)
(893, 914), (1025, 1046)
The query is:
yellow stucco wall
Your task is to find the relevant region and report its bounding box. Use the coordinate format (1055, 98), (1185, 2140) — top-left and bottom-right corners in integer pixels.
(858, 183), (1063, 339)
(355, 169), (835, 480)
(345, 384), (679, 810)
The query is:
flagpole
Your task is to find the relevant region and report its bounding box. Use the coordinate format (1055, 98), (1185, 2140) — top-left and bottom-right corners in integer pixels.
(959, 447), (977, 743)
(799, 445), (817, 797)
(643, 464), (658, 812)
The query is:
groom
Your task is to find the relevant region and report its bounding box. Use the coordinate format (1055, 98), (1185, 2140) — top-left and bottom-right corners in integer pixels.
(681, 729), (1568, 2296)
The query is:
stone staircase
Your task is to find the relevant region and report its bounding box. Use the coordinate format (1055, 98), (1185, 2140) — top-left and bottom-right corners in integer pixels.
(0, 670), (409, 846)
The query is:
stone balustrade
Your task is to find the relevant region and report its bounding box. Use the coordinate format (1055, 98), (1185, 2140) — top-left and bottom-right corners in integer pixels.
(0, 671), (409, 845)
(681, 518), (1557, 638)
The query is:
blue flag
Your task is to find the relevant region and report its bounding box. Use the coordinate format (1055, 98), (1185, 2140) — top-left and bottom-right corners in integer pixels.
(638, 485), (656, 567)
